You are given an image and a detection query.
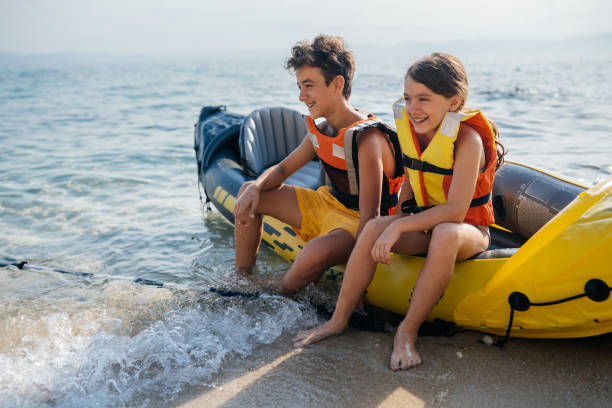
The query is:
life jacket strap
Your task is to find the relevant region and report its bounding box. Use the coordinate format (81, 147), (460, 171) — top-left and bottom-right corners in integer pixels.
(401, 192), (491, 214)
(331, 186), (399, 216)
(470, 192), (492, 207)
(403, 155), (453, 176)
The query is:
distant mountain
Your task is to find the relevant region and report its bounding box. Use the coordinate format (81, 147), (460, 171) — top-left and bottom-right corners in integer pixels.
(353, 33), (612, 57)
(1, 34), (609, 61)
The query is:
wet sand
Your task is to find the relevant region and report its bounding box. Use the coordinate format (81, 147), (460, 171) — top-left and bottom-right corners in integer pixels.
(174, 327), (612, 407)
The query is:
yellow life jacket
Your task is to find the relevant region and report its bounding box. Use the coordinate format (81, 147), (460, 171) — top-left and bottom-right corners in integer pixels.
(392, 98), (497, 225)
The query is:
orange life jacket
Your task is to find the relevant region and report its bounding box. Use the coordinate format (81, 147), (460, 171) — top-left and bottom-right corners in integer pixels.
(306, 115), (404, 215)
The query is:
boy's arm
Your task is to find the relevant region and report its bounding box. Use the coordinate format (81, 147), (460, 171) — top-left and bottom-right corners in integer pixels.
(234, 136), (316, 219)
(355, 129), (389, 237)
(397, 175), (414, 212)
(254, 136), (316, 191)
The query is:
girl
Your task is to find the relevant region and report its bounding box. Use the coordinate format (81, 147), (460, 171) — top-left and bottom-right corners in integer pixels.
(293, 53), (505, 371)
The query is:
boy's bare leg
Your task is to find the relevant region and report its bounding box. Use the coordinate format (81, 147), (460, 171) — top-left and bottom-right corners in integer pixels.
(234, 184), (302, 274)
(280, 228), (355, 294)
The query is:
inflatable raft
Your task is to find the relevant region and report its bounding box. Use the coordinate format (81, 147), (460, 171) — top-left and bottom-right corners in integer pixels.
(194, 105), (612, 339)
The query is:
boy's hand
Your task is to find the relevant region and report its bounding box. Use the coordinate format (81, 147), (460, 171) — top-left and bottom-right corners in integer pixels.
(234, 182), (260, 224)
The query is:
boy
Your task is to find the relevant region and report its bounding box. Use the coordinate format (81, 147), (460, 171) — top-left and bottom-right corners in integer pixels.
(234, 35), (404, 293)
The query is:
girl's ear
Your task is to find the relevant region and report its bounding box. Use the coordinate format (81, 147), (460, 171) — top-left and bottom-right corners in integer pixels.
(449, 95), (462, 112)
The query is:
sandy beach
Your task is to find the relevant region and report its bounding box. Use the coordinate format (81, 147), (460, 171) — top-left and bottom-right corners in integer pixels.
(174, 326), (612, 407)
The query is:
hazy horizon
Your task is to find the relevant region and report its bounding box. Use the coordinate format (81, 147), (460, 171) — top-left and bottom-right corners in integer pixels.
(2, 0), (611, 55)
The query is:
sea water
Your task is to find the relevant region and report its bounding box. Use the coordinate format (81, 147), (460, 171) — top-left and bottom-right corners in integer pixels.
(0, 50), (611, 407)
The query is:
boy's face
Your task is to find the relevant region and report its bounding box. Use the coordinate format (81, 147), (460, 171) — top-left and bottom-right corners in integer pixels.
(296, 65), (341, 119)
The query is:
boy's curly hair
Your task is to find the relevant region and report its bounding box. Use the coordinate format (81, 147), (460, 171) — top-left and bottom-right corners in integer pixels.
(285, 34), (355, 99)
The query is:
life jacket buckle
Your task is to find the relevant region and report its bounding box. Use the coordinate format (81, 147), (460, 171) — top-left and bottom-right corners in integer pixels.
(404, 157), (423, 171)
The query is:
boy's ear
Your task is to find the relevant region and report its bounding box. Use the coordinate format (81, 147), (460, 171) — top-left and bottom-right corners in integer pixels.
(332, 75), (345, 95)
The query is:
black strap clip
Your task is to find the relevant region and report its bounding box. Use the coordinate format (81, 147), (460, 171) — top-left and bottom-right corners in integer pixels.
(404, 157), (424, 171)
(495, 279), (610, 347)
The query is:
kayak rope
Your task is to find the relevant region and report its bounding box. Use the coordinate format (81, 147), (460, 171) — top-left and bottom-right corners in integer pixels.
(197, 180), (212, 213)
(1, 257), (393, 332)
(495, 278), (611, 347)
(0, 257), (259, 299)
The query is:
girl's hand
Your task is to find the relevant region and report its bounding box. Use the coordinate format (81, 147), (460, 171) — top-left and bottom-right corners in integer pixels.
(371, 222), (401, 265)
(234, 182), (260, 224)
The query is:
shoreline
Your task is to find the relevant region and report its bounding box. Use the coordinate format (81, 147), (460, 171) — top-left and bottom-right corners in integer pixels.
(174, 329), (612, 407)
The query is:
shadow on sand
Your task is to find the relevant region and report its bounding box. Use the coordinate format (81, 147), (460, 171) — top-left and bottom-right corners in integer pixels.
(172, 328), (612, 407)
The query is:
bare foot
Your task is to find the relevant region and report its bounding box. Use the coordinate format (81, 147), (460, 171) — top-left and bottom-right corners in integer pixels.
(390, 329), (421, 371)
(293, 320), (346, 348)
(252, 276), (284, 294)
(232, 267), (285, 294)
(234, 266), (252, 275)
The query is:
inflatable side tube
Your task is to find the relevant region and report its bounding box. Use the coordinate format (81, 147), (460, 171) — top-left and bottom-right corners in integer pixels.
(490, 226), (525, 249)
(492, 162), (586, 239)
(204, 147), (250, 223)
(455, 177), (612, 338)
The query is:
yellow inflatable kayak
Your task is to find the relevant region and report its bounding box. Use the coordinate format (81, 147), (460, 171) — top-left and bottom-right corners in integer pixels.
(195, 105), (612, 339)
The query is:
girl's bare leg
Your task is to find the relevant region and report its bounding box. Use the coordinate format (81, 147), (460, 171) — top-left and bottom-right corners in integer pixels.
(293, 216), (429, 347)
(389, 222), (489, 370)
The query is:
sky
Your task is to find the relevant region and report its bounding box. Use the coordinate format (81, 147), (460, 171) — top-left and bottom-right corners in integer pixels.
(1, 0), (611, 54)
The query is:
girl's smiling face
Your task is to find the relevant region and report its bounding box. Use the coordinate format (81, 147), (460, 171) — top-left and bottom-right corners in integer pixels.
(403, 77), (461, 139)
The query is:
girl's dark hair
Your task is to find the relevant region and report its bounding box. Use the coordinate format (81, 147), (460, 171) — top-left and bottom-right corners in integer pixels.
(285, 34), (355, 99)
(406, 52), (506, 169)
(406, 52), (468, 110)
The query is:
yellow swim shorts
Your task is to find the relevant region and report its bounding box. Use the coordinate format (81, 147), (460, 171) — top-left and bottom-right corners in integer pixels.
(293, 185), (360, 242)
